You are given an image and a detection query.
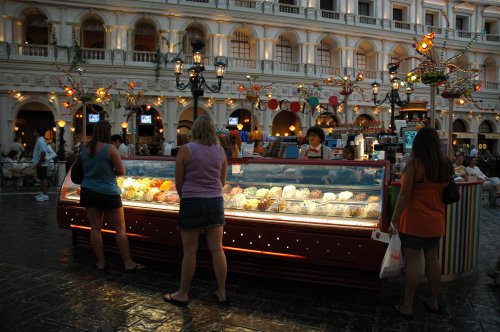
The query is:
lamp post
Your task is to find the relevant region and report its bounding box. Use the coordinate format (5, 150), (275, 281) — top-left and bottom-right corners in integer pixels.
(57, 120), (66, 161)
(173, 41), (226, 122)
(121, 121), (128, 144)
(371, 68), (413, 133)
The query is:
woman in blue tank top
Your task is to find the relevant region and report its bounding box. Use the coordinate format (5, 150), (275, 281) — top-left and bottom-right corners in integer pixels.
(79, 120), (144, 272)
(163, 115), (228, 306)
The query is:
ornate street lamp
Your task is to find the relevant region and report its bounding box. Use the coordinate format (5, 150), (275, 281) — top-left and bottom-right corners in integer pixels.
(371, 66), (413, 132)
(57, 120), (66, 161)
(121, 121), (128, 144)
(173, 41), (226, 121)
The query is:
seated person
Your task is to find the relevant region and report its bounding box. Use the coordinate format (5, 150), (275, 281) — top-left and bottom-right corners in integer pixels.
(453, 154), (468, 182)
(342, 145), (355, 160)
(466, 156), (500, 206)
(111, 134), (128, 157)
(253, 140), (265, 158)
(2, 150), (33, 186)
(298, 126), (333, 160)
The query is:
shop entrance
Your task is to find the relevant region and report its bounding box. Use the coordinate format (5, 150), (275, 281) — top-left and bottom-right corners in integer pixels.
(135, 106), (163, 155)
(15, 102), (54, 153)
(272, 111), (301, 137)
(73, 104), (105, 145)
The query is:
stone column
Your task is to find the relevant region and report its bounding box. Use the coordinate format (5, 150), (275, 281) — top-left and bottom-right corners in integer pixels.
(215, 99), (226, 129)
(0, 94), (13, 154)
(14, 18), (22, 44)
(166, 98), (177, 144)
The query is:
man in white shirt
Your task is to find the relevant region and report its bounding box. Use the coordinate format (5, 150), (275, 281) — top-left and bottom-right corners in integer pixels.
(32, 128), (49, 201)
(469, 145), (478, 157)
(111, 134), (129, 157)
(10, 137), (24, 156)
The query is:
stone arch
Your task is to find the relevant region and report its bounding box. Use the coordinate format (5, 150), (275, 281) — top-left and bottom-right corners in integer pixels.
(227, 24), (259, 40)
(13, 99), (56, 149)
(271, 110), (301, 136)
(479, 119), (497, 133)
(354, 113), (374, 126)
(80, 15), (106, 49)
(389, 44), (411, 75)
(130, 15), (161, 32)
(229, 26), (258, 60)
(275, 31), (301, 62)
(316, 35), (342, 69)
(271, 28), (303, 44)
(15, 5), (54, 22)
(453, 118), (469, 132)
(354, 39), (378, 75)
(133, 19), (159, 51)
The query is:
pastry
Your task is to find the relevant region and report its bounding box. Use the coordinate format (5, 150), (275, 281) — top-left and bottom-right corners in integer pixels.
(268, 187), (283, 198)
(230, 186), (244, 196)
(257, 197), (273, 211)
(243, 198), (259, 210)
(322, 192), (337, 202)
(354, 193), (367, 201)
(153, 191), (166, 202)
(243, 187), (258, 196)
(338, 191), (354, 201)
(233, 193), (247, 209)
(282, 185), (297, 199)
(310, 189), (323, 199)
(255, 188), (270, 198)
(295, 188), (310, 200)
(160, 180), (173, 191)
(367, 195), (380, 203)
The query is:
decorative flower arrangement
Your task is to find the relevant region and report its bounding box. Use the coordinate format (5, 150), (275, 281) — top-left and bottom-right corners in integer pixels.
(324, 73), (366, 97)
(236, 75), (274, 104)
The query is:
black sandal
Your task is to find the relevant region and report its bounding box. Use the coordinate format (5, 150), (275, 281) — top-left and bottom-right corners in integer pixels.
(124, 263), (146, 273)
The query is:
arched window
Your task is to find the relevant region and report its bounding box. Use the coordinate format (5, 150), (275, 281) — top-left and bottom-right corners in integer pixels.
(453, 119), (467, 132)
(134, 23), (157, 52)
(82, 19), (105, 49)
(231, 31), (250, 59)
(356, 52), (366, 71)
(479, 121), (493, 133)
(25, 14), (48, 45)
(183, 28), (205, 59)
(276, 36), (292, 62)
(317, 41), (331, 67)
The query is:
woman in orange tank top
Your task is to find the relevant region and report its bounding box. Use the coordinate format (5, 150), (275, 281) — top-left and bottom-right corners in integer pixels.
(390, 127), (452, 318)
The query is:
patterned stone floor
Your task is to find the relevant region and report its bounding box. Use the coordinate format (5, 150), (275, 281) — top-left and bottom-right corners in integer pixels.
(0, 190), (498, 331)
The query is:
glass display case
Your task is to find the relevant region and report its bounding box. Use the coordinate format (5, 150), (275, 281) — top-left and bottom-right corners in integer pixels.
(58, 157), (390, 289)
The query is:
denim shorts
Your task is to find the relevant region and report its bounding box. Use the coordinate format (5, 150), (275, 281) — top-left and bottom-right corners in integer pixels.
(399, 233), (441, 250)
(179, 197), (225, 230)
(80, 187), (123, 210)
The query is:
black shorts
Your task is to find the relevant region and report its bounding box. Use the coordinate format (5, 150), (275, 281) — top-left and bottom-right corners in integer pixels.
(80, 187), (123, 210)
(179, 197), (225, 230)
(399, 233), (441, 250)
(36, 165), (48, 180)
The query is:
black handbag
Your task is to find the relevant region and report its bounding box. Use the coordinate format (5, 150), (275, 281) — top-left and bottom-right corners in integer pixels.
(70, 154), (84, 184)
(443, 177), (460, 204)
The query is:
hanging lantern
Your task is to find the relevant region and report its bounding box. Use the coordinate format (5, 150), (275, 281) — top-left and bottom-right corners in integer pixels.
(128, 82), (136, 89)
(62, 101), (71, 109)
(96, 87), (107, 98)
(64, 86), (75, 97)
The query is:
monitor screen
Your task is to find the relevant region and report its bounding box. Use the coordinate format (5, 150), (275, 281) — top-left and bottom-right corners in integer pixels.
(402, 128), (418, 153)
(88, 114), (100, 123)
(228, 117), (239, 126)
(140, 114), (152, 124)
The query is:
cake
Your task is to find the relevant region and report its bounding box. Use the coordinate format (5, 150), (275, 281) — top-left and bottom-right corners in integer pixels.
(255, 188), (270, 198)
(282, 185), (297, 199)
(310, 189), (323, 199)
(322, 192), (337, 202)
(257, 197), (273, 211)
(268, 187), (283, 198)
(230, 186), (244, 196)
(338, 191), (354, 201)
(243, 187), (258, 196)
(295, 188), (310, 200)
(243, 198), (259, 210)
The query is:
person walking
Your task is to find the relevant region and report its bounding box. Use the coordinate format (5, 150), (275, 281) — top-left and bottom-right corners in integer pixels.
(163, 115), (228, 306)
(32, 128), (50, 201)
(80, 120), (144, 272)
(390, 127), (452, 318)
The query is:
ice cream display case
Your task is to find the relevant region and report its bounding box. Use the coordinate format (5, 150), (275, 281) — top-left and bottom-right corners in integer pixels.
(57, 157), (390, 289)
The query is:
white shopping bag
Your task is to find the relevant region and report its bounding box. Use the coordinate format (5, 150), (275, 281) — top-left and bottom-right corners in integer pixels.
(379, 233), (404, 278)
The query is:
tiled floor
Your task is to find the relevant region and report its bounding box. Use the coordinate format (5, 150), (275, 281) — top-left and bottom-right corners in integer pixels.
(0, 190), (498, 331)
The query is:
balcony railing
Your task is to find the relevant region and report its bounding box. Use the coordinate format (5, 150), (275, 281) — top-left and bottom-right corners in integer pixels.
(81, 48), (105, 61)
(273, 61), (301, 73)
(19, 44), (49, 57)
(394, 21), (411, 30)
(228, 57), (258, 69)
(320, 10), (340, 20)
(132, 50), (157, 63)
(457, 30), (472, 38)
(484, 81), (498, 89)
(363, 70), (379, 80)
(316, 65), (341, 77)
(234, 0), (256, 9)
(359, 16), (377, 25)
(426, 26), (443, 35)
(485, 35), (499, 42)
(278, 3), (299, 14)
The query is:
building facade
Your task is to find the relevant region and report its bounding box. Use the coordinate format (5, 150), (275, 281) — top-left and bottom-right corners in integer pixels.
(1, 0), (499, 154)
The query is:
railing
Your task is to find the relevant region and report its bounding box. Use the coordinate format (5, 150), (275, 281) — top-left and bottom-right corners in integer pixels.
(363, 70), (378, 79)
(317, 65), (341, 76)
(320, 10), (340, 20)
(485, 35), (499, 42)
(394, 21), (411, 30)
(19, 44), (49, 57)
(278, 3), (299, 14)
(132, 50), (157, 63)
(228, 57), (258, 69)
(426, 26), (443, 34)
(484, 81), (498, 89)
(273, 61), (301, 73)
(234, 0), (256, 8)
(457, 30), (472, 38)
(359, 16), (377, 25)
(82, 48), (105, 60)
(186, 0), (209, 2)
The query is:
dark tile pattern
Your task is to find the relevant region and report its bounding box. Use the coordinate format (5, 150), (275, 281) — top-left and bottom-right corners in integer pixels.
(0, 190), (499, 331)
